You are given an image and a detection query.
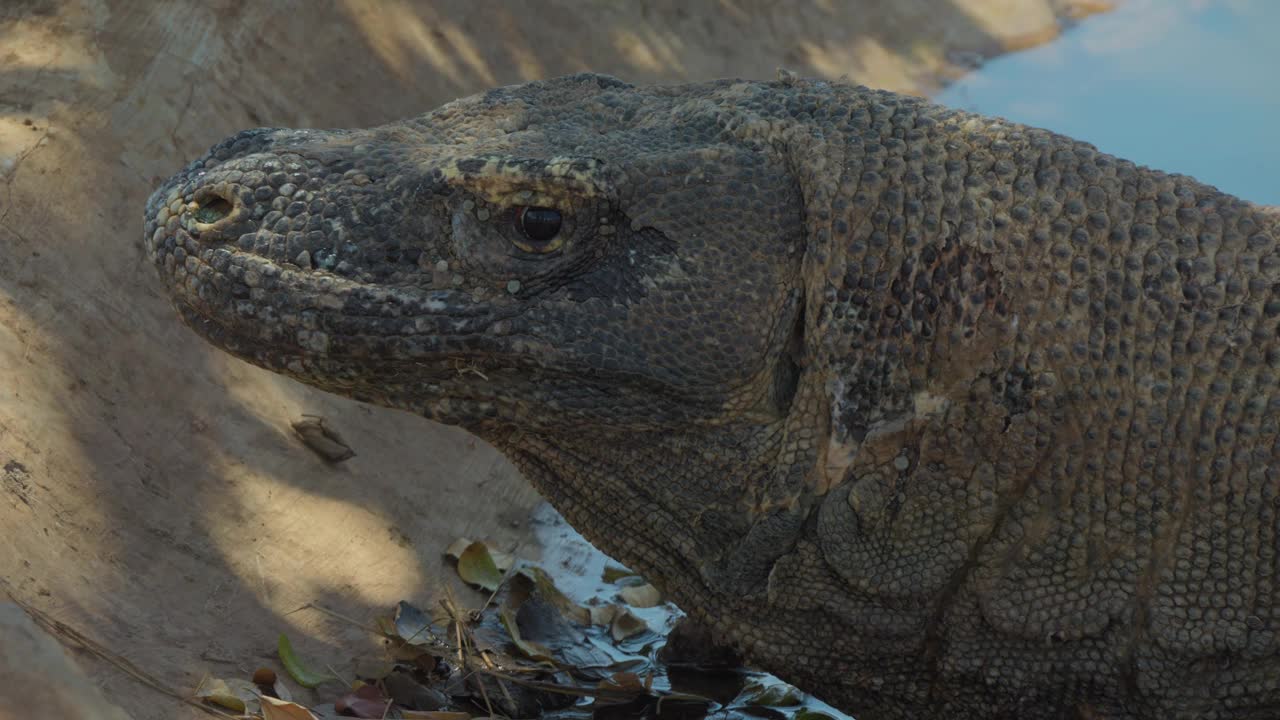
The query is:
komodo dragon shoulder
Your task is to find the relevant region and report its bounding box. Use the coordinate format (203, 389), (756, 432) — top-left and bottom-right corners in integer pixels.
(145, 73), (1280, 719)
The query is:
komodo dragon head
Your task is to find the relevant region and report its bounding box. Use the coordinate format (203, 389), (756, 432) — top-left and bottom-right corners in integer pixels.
(144, 74), (807, 435)
(146, 72), (867, 708)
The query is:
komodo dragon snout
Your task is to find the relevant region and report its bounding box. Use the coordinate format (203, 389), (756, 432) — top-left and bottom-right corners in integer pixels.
(146, 73), (1280, 719)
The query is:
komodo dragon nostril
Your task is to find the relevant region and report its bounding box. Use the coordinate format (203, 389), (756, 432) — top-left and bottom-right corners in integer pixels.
(194, 196), (233, 224)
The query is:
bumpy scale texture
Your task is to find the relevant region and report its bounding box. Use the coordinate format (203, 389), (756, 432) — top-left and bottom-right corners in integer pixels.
(144, 74), (1280, 719)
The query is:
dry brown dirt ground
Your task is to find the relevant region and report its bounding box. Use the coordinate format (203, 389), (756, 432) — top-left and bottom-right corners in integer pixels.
(0, 1), (1109, 717)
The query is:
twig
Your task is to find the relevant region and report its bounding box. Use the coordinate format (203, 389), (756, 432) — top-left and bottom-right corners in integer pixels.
(191, 671), (210, 698)
(326, 663), (352, 688)
(477, 549), (524, 616)
(2, 589), (239, 718)
(285, 601), (380, 634)
(474, 667), (639, 702)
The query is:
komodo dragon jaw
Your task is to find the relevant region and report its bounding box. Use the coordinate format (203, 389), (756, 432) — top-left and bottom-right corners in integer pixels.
(146, 73), (1280, 719)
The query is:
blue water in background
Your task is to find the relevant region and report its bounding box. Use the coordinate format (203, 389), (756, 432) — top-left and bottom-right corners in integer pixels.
(935, 0), (1280, 205)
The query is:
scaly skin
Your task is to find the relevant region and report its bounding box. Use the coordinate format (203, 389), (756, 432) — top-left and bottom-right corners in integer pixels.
(144, 74), (1280, 719)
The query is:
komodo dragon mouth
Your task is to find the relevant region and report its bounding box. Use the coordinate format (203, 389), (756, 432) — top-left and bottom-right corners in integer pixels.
(146, 73), (1280, 719)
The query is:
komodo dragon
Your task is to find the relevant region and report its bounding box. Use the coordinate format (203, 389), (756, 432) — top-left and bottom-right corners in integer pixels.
(144, 73), (1280, 719)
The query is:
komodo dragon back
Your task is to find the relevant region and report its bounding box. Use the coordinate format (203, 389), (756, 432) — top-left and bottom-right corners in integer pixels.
(144, 73), (1280, 719)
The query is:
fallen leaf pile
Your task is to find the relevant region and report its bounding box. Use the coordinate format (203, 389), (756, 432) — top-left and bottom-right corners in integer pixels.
(188, 539), (841, 720)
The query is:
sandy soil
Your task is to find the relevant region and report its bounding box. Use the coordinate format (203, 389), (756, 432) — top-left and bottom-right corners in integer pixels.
(0, 1), (1107, 717)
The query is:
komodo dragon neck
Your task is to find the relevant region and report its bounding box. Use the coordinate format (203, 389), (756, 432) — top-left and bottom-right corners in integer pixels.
(494, 90), (1280, 714)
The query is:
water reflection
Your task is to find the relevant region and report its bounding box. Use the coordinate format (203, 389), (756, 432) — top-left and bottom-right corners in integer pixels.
(936, 0), (1280, 204)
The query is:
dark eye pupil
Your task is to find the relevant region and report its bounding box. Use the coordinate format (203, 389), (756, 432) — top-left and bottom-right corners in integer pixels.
(519, 207), (562, 243)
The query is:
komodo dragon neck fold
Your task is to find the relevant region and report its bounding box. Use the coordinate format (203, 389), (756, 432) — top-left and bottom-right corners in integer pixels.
(145, 72), (1280, 719)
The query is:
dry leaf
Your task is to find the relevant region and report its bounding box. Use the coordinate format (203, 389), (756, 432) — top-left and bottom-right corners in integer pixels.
(394, 600), (439, 645)
(618, 583), (662, 608)
(609, 607), (648, 642)
(518, 566), (590, 625)
(490, 547), (516, 571)
(444, 537), (473, 560)
(499, 607), (555, 662)
(261, 695), (321, 720)
(589, 604), (619, 626)
(291, 417), (355, 462)
(741, 681), (804, 707)
(195, 677), (260, 714)
(447, 538), (514, 571)
(335, 683), (394, 718)
(601, 565), (638, 583)
(603, 671), (645, 693)
(402, 712), (471, 720)
(455, 541), (504, 591)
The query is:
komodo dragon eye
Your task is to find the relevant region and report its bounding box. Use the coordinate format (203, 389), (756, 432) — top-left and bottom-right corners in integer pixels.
(513, 206), (564, 253)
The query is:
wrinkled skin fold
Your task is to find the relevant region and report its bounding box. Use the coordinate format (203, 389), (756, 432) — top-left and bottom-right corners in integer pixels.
(145, 73), (1280, 719)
